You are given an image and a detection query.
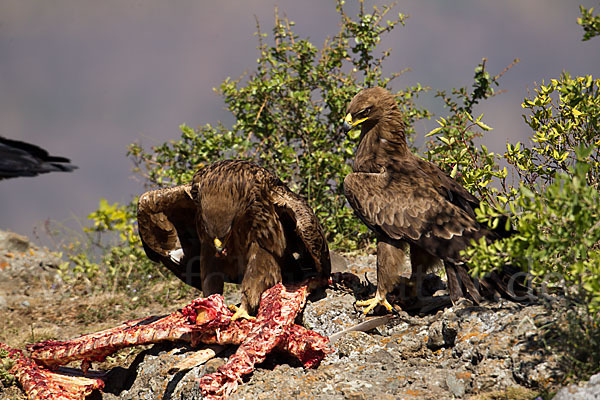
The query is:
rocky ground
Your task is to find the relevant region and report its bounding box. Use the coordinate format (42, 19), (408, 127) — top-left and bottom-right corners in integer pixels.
(1, 230), (599, 399)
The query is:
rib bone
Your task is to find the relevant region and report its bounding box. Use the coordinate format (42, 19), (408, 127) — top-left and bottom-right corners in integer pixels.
(0, 342), (104, 400)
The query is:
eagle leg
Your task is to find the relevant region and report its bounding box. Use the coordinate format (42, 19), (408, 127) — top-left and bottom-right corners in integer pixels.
(239, 242), (283, 319)
(355, 293), (393, 315)
(229, 304), (256, 321)
(355, 238), (408, 314)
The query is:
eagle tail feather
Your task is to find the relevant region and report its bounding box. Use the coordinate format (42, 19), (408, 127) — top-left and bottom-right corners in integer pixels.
(482, 265), (532, 302)
(456, 264), (483, 304)
(444, 264), (463, 304)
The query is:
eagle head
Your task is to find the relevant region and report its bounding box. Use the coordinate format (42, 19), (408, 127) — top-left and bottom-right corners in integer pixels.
(341, 87), (399, 134)
(200, 200), (236, 258)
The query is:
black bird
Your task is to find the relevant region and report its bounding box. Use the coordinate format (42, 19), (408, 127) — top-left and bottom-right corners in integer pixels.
(0, 136), (78, 180)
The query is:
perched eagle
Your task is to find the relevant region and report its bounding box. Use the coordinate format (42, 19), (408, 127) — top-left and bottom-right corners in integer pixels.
(0, 136), (77, 180)
(342, 87), (516, 314)
(137, 160), (331, 320)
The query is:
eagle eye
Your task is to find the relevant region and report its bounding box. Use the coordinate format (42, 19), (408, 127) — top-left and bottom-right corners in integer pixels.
(357, 107), (372, 118)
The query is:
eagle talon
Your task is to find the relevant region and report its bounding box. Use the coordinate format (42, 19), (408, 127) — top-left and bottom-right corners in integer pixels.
(355, 294), (393, 315)
(228, 304), (256, 321)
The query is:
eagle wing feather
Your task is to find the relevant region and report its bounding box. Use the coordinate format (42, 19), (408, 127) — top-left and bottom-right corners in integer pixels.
(344, 166), (486, 263)
(137, 183), (202, 288)
(271, 184), (331, 279)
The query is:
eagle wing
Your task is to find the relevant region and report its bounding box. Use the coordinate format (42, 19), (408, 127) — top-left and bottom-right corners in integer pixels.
(270, 184), (331, 280)
(343, 166), (486, 263)
(417, 159), (480, 217)
(137, 183), (202, 289)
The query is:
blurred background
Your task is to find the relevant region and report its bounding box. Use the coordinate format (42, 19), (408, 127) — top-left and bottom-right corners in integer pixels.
(1, 0), (598, 240)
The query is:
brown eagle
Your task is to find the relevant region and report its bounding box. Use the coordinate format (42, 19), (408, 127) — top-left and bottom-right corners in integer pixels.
(342, 87), (516, 314)
(137, 160), (331, 320)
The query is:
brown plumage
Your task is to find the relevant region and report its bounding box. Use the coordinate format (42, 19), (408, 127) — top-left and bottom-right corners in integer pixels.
(342, 87), (516, 313)
(137, 160), (330, 319)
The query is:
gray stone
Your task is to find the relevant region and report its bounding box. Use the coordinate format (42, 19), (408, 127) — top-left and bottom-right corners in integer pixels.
(446, 372), (466, 398)
(514, 315), (537, 338)
(335, 331), (380, 358)
(329, 251), (348, 273)
(554, 372), (600, 399)
(0, 231), (30, 253)
(427, 319), (457, 350)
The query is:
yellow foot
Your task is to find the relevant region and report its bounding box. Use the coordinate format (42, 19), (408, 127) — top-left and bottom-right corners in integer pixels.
(355, 294), (393, 315)
(228, 304), (256, 321)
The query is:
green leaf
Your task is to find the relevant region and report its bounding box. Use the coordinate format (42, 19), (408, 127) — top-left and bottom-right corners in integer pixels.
(475, 121), (492, 131)
(426, 127), (443, 137)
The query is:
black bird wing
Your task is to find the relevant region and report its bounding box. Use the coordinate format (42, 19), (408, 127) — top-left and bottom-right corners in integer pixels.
(0, 136), (77, 179)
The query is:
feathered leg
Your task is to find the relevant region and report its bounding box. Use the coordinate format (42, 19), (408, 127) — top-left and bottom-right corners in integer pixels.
(356, 238), (410, 314)
(234, 242), (282, 320)
(409, 244), (442, 298)
(445, 262), (484, 305)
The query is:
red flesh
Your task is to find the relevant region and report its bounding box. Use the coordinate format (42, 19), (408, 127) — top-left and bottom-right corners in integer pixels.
(0, 342), (104, 400)
(10, 282), (330, 400)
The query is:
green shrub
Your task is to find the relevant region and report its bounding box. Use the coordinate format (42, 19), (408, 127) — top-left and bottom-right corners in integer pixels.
(465, 74), (600, 307)
(578, 5), (600, 41)
(506, 73), (600, 191)
(464, 72), (600, 380)
(466, 148), (600, 311)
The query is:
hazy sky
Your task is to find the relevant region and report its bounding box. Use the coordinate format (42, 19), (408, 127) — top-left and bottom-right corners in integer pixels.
(1, 1), (598, 241)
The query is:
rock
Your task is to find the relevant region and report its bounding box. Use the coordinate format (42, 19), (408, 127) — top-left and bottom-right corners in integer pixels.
(514, 315), (537, 338)
(102, 344), (206, 400)
(427, 319), (457, 350)
(554, 372), (600, 399)
(446, 372), (466, 397)
(202, 357), (226, 374)
(0, 231), (30, 253)
(392, 331), (425, 357)
(303, 291), (362, 337)
(0, 295), (7, 310)
(335, 331), (381, 358)
(329, 251), (348, 273)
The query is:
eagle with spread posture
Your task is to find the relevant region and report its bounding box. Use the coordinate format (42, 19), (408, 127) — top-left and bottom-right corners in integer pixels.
(0, 136), (77, 180)
(342, 87), (515, 314)
(137, 160), (331, 320)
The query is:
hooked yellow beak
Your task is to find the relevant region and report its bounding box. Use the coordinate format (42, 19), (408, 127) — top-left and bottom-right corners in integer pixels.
(341, 113), (368, 134)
